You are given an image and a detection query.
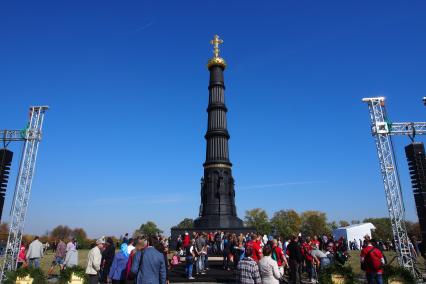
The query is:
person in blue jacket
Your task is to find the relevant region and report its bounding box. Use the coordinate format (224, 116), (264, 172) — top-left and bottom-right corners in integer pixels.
(108, 243), (130, 284)
(131, 236), (166, 284)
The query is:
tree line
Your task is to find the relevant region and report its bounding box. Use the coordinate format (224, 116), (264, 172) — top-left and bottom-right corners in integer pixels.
(0, 221), (165, 246)
(0, 224), (91, 248)
(173, 209), (421, 241)
(245, 209), (421, 241)
(0, 211), (420, 246)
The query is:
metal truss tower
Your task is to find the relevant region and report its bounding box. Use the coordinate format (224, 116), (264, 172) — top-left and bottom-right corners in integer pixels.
(363, 97), (426, 275)
(0, 106), (49, 281)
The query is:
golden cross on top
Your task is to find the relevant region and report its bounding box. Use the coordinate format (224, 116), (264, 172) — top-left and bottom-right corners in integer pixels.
(210, 35), (223, 58)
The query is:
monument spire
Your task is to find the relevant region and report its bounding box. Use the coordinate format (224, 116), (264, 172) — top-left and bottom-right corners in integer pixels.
(203, 35), (231, 169)
(193, 35), (244, 229)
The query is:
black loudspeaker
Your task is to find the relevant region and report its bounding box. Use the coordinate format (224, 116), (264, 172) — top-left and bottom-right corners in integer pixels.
(405, 143), (426, 241)
(0, 149), (13, 223)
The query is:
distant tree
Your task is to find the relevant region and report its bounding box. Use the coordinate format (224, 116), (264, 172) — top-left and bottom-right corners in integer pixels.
(136, 221), (163, 236)
(339, 220), (350, 227)
(244, 208), (271, 235)
(71, 228), (89, 248)
(328, 221), (338, 231)
(405, 221), (421, 239)
(22, 234), (35, 246)
(363, 217), (392, 240)
(300, 211), (329, 236)
(351, 220), (361, 225)
(173, 218), (194, 229)
(0, 223), (9, 234)
(50, 225), (72, 240)
(40, 234), (49, 243)
(270, 210), (301, 238)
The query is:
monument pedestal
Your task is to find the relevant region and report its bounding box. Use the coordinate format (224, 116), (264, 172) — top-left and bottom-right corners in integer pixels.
(194, 214), (244, 228)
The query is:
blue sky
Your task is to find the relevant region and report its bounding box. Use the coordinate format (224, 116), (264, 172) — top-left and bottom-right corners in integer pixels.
(1, 0), (426, 237)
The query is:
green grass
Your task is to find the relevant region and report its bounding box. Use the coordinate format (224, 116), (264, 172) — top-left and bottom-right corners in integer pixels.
(40, 250), (89, 275)
(345, 250), (425, 277)
(38, 249), (422, 278)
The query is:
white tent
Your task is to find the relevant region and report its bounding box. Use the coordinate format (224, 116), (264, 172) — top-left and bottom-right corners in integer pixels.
(333, 223), (376, 249)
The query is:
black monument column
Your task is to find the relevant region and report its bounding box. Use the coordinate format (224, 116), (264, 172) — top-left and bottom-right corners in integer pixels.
(194, 35), (244, 229)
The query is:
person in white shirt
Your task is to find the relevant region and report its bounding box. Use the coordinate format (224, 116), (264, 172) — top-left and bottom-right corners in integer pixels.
(63, 245), (78, 268)
(86, 236), (105, 284)
(262, 235), (268, 246)
(127, 238), (135, 254)
(258, 246), (282, 284)
(26, 236), (44, 268)
(66, 239), (76, 252)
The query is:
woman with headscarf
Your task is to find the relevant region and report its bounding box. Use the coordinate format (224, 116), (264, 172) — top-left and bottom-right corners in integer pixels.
(108, 243), (130, 284)
(126, 238), (145, 284)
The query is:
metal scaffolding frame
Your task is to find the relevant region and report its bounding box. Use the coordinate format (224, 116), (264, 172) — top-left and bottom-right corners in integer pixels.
(0, 106), (48, 281)
(363, 97), (426, 276)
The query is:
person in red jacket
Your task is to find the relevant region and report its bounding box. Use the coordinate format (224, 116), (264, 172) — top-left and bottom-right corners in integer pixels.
(271, 239), (288, 276)
(301, 237), (315, 283)
(360, 238), (385, 284)
(246, 234), (263, 262)
(312, 236), (320, 249)
(182, 232), (190, 248)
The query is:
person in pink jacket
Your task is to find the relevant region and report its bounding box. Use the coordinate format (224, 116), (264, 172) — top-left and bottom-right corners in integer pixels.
(17, 244), (26, 268)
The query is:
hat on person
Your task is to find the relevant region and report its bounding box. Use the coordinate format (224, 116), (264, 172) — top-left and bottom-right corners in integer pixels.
(96, 236), (106, 245)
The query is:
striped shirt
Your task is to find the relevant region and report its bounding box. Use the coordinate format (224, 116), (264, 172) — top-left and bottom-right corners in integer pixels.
(236, 257), (261, 284)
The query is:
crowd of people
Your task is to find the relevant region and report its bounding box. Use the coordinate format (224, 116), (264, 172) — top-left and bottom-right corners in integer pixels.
(84, 234), (170, 284)
(175, 231), (399, 284)
(17, 230), (420, 284)
(17, 233), (170, 284)
(16, 236), (78, 273)
(176, 232), (351, 283)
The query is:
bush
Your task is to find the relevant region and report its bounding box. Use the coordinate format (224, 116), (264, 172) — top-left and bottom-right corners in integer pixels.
(383, 264), (416, 284)
(318, 264), (357, 284)
(59, 265), (88, 284)
(4, 266), (47, 284)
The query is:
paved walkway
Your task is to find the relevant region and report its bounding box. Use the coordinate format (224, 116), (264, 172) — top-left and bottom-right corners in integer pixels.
(169, 260), (236, 283)
(169, 260), (316, 283)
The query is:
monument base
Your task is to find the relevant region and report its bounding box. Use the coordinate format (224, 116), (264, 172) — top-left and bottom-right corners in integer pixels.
(193, 215), (244, 228)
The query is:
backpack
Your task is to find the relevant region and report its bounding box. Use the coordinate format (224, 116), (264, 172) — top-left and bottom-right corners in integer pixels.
(361, 247), (382, 271)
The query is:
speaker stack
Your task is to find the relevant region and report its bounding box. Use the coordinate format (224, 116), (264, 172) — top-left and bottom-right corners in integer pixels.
(405, 142), (426, 242)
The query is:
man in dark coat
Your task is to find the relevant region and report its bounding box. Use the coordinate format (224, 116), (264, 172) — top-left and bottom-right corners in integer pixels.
(286, 236), (303, 284)
(100, 237), (115, 283)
